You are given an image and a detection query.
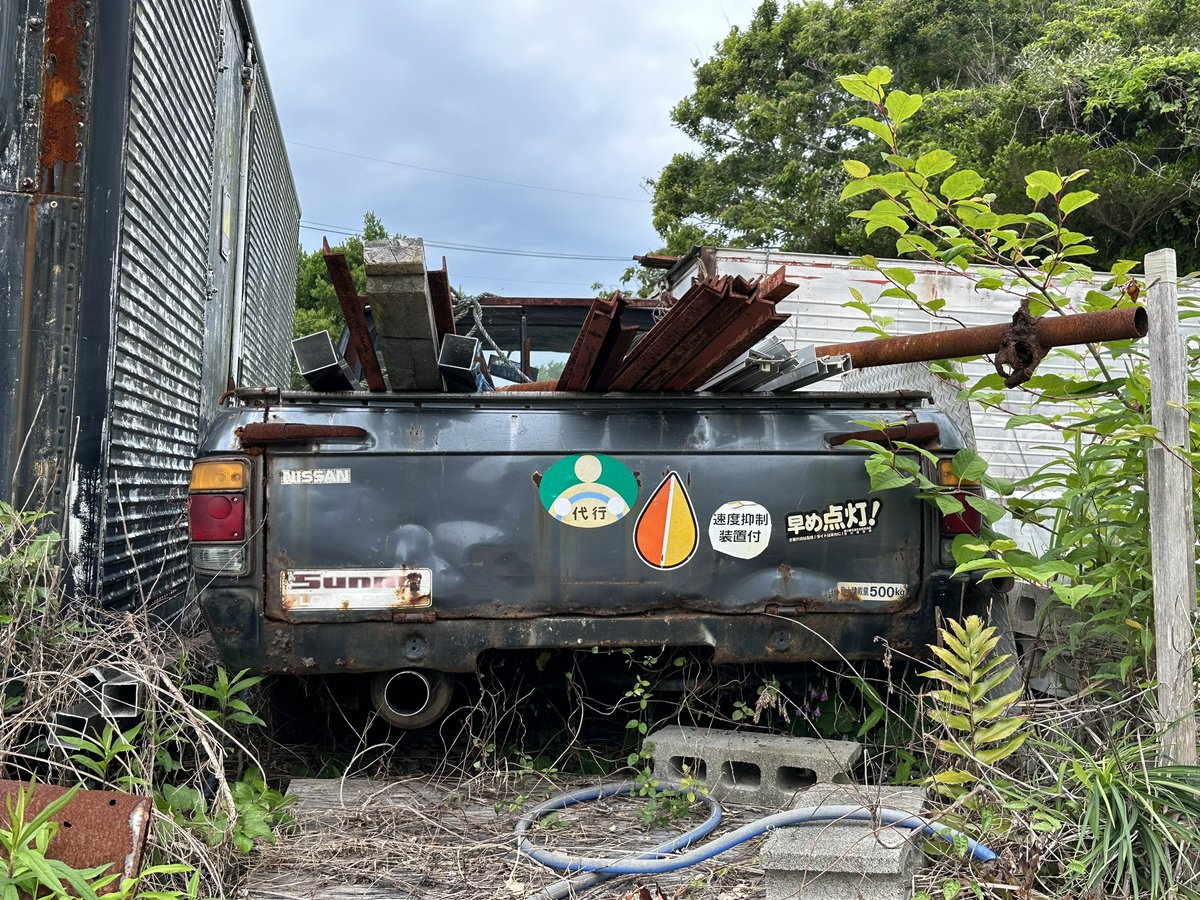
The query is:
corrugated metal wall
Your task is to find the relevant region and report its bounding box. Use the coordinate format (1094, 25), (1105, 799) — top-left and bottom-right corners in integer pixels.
(237, 79), (298, 388)
(101, 0), (220, 601)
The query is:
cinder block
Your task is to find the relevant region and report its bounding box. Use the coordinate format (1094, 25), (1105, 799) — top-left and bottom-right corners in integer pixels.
(647, 725), (862, 808)
(762, 786), (928, 900)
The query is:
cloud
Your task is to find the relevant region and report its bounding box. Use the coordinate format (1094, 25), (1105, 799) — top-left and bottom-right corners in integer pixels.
(250, 0), (760, 294)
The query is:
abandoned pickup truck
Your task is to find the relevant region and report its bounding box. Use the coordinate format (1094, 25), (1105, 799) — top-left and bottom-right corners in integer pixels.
(189, 240), (1147, 728)
(190, 388), (1000, 727)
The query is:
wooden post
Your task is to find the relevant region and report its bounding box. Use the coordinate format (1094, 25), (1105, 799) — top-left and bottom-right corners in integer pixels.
(1145, 248), (1198, 765)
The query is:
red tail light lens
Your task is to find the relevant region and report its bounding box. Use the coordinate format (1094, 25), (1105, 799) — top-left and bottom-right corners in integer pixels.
(189, 493), (246, 541)
(940, 492), (982, 535)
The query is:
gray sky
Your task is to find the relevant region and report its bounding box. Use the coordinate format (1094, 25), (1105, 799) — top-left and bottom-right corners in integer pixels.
(249, 0), (761, 296)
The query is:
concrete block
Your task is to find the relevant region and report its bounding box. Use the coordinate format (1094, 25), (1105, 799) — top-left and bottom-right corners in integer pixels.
(364, 238), (426, 276)
(647, 725), (862, 809)
(363, 239), (441, 391)
(762, 786), (927, 900)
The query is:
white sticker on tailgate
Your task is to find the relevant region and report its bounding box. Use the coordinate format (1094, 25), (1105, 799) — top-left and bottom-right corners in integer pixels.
(279, 468), (351, 485)
(282, 568), (432, 611)
(836, 582), (908, 602)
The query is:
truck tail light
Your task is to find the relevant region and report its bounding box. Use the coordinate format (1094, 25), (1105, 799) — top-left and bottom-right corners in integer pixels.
(190, 459), (249, 575)
(188, 493), (245, 541)
(937, 458), (982, 536)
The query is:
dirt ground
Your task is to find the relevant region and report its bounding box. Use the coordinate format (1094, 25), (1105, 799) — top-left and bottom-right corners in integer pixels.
(238, 773), (767, 900)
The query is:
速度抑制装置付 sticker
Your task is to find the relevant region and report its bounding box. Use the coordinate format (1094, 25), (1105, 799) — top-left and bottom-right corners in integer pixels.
(786, 499), (881, 542)
(538, 454), (638, 529)
(634, 472), (698, 570)
(708, 500), (771, 559)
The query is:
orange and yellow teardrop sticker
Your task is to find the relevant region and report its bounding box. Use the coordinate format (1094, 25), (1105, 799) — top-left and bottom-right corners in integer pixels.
(634, 472), (698, 570)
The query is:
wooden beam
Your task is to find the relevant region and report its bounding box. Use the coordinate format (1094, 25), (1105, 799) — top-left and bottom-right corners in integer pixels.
(1145, 247), (1198, 765)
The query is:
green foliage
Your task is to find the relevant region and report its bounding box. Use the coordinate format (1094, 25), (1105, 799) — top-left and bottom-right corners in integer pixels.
(921, 616), (1027, 797)
(184, 667), (267, 729)
(0, 502), (59, 628)
(60, 723), (146, 792)
(650, 0), (1200, 272)
(294, 211), (392, 339)
(158, 770), (292, 856)
(836, 67), (1200, 683)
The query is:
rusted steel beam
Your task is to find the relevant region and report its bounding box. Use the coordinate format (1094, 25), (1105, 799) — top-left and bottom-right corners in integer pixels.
(557, 294), (619, 392)
(494, 379), (558, 392)
(638, 287), (756, 391)
(633, 253), (680, 270)
(829, 422), (942, 448)
(817, 306), (1147, 370)
(40, 0), (88, 194)
(609, 279), (728, 390)
(238, 423), (369, 445)
(755, 265), (799, 303)
(0, 782), (150, 879)
(638, 269), (795, 391)
(322, 239), (387, 391)
(588, 324), (640, 393)
(674, 306), (789, 391)
(474, 296), (660, 308)
(427, 256), (457, 346)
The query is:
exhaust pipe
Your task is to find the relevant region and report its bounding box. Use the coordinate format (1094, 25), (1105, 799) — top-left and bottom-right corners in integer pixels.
(370, 669), (452, 729)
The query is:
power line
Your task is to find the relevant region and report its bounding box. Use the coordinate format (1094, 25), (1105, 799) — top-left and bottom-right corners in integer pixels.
(287, 140), (651, 204)
(451, 273), (599, 287)
(298, 221), (630, 262)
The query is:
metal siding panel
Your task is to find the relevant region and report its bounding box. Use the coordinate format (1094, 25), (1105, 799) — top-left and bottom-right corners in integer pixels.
(101, 0), (219, 603)
(239, 80), (298, 388)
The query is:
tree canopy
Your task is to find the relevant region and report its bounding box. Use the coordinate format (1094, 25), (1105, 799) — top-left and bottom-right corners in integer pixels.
(651, 0), (1200, 272)
(293, 212), (391, 338)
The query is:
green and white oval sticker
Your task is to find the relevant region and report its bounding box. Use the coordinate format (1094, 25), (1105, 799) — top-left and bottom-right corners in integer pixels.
(539, 454), (638, 529)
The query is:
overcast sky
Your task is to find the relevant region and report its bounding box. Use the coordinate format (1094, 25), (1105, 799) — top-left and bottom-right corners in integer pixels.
(249, 0), (761, 297)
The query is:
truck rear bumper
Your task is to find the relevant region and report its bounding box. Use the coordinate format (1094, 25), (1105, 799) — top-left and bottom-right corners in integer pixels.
(198, 575), (980, 674)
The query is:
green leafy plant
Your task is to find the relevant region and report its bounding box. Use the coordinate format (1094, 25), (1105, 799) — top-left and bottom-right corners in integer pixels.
(921, 616), (1027, 798)
(183, 668), (266, 729)
(834, 64), (1200, 687)
(60, 723), (146, 792)
(158, 769), (292, 855)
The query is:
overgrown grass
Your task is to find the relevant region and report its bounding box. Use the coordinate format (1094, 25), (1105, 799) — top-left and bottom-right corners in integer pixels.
(0, 501), (289, 898)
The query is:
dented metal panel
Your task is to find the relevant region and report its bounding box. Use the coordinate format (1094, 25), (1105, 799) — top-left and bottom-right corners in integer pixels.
(191, 392), (990, 674)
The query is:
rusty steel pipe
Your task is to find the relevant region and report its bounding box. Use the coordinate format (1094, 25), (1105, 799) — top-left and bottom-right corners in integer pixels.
(817, 306), (1147, 370)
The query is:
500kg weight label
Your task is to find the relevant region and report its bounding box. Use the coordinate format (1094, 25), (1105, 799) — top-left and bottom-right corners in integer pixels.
(836, 582), (909, 602)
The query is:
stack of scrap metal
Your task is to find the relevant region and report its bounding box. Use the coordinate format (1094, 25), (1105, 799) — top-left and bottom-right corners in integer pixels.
(608, 267), (796, 392)
(555, 293), (639, 392)
(699, 336), (797, 392)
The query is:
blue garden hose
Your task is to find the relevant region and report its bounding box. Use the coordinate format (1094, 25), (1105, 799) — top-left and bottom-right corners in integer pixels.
(516, 781), (996, 899)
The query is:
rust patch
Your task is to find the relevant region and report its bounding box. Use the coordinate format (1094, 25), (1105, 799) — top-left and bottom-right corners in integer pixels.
(238, 422), (368, 445)
(829, 421), (939, 448)
(0, 781), (150, 879)
(40, 0), (88, 189)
